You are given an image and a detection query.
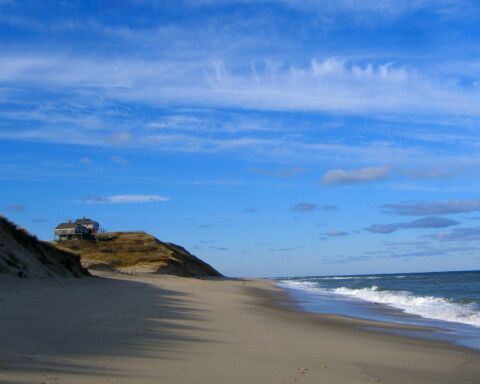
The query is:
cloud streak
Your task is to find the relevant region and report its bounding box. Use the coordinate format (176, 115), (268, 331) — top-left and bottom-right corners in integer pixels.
(190, 0), (474, 19)
(291, 203), (338, 212)
(365, 216), (460, 234)
(1, 53), (480, 118)
(326, 229), (349, 237)
(83, 194), (170, 204)
(382, 200), (480, 216)
(291, 202), (317, 212)
(431, 226), (480, 242)
(322, 166), (389, 185)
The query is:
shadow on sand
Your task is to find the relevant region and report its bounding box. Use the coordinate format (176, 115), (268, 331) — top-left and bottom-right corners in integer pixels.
(0, 274), (209, 381)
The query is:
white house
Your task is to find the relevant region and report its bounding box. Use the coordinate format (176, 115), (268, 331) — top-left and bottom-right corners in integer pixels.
(54, 217), (101, 241)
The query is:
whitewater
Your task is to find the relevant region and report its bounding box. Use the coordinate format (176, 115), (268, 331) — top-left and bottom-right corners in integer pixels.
(278, 270), (480, 329)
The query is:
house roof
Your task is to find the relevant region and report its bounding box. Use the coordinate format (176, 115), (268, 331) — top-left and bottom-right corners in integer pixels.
(55, 222), (78, 230)
(75, 217), (98, 225)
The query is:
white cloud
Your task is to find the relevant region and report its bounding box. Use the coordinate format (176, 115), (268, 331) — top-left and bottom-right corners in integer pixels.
(322, 166), (389, 185)
(83, 194), (170, 204)
(1, 54), (480, 117)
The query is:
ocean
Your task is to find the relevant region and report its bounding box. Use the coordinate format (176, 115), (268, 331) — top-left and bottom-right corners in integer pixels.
(277, 270), (480, 350)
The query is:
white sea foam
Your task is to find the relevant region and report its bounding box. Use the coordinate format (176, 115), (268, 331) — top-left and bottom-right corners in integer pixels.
(318, 276), (380, 280)
(280, 281), (480, 327)
(279, 280), (319, 291)
(334, 286), (480, 327)
(285, 275), (380, 281)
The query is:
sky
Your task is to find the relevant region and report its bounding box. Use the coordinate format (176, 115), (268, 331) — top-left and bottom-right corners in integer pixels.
(1, 0), (480, 277)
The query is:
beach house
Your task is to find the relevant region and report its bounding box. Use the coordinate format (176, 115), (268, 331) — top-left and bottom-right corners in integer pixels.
(54, 217), (100, 241)
(75, 217), (100, 233)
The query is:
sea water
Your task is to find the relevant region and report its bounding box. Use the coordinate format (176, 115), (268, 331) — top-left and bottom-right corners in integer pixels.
(277, 270), (480, 350)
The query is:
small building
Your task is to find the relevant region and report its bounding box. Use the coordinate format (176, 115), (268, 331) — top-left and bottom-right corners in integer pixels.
(54, 221), (90, 241)
(75, 217), (100, 233)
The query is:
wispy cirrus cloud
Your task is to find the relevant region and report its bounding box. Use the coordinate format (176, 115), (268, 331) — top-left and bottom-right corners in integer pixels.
(325, 229), (349, 237)
(378, 244), (478, 259)
(365, 216), (460, 234)
(430, 226), (480, 242)
(83, 194), (170, 204)
(291, 202), (338, 213)
(382, 199), (480, 216)
(1, 54), (480, 118)
(0, 124), (418, 163)
(188, 0), (476, 21)
(322, 166), (389, 185)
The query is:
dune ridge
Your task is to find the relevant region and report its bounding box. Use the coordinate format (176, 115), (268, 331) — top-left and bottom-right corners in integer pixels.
(0, 216), (89, 278)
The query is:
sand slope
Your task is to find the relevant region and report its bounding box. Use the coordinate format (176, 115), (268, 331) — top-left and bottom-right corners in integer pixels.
(1, 273), (479, 384)
(0, 216), (89, 278)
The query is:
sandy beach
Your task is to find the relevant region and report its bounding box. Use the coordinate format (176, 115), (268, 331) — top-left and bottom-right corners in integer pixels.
(1, 273), (479, 384)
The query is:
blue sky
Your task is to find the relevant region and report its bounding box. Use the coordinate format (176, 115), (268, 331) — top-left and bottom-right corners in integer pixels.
(1, 0), (480, 277)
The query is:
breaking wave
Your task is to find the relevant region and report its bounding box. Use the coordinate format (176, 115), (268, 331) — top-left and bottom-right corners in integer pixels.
(319, 276), (380, 280)
(332, 286), (480, 327)
(280, 281), (480, 327)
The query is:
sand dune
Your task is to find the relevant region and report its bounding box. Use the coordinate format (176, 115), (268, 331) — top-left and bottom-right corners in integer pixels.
(53, 231), (222, 278)
(0, 216), (89, 278)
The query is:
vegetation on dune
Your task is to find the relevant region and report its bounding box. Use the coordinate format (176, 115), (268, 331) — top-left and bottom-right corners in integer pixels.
(53, 231), (222, 278)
